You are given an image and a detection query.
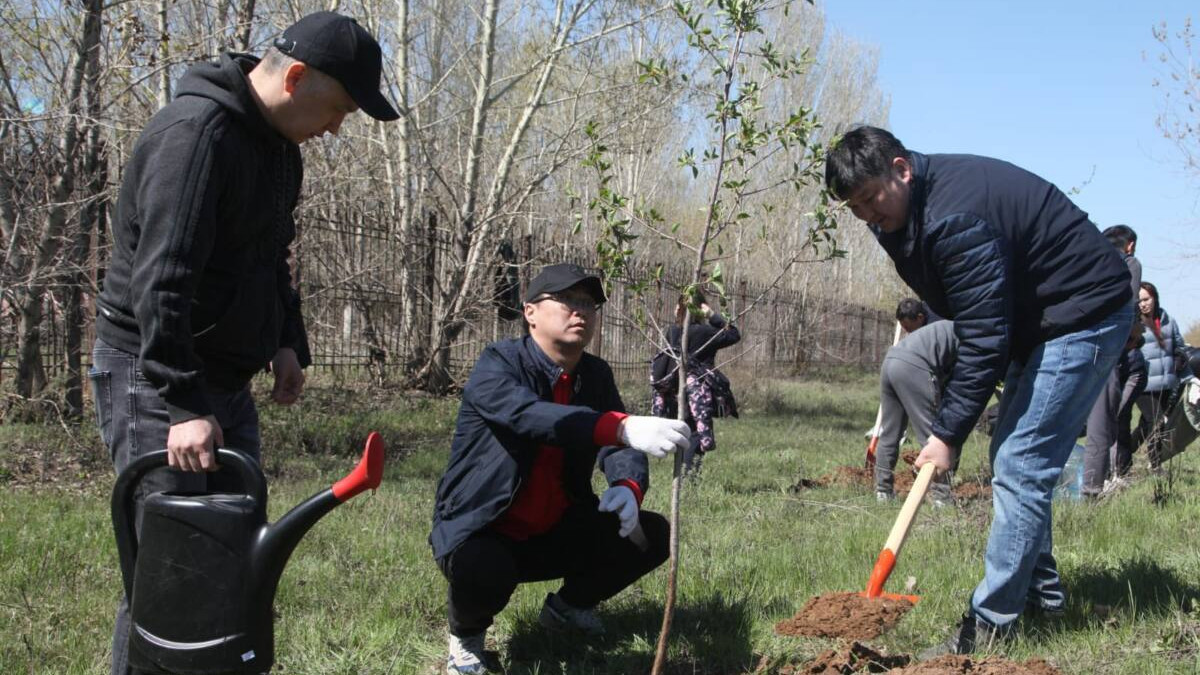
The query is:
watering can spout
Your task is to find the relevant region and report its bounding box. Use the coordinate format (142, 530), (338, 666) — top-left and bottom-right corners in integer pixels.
(253, 433), (385, 600)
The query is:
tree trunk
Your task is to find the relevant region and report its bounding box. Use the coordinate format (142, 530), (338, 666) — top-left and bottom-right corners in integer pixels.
(65, 0), (106, 418)
(12, 0), (101, 403)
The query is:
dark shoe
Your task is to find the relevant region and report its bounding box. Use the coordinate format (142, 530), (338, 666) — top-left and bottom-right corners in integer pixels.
(539, 592), (605, 636)
(1025, 599), (1066, 619)
(919, 612), (1006, 659)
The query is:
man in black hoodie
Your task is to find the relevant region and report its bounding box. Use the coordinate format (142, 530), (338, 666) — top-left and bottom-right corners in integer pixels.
(826, 126), (1132, 655)
(92, 12), (398, 675)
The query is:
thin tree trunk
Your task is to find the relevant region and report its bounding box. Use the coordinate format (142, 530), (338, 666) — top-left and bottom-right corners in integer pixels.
(651, 26), (745, 675)
(157, 0), (171, 108)
(13, 0), (101, 402)
(235, 0), (257, 52)
(64, 0), (106, 418)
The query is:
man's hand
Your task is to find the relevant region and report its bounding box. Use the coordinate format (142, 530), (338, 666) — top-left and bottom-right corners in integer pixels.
(914, 435), (956, 476)
(270, 347), (305, 405)
(167, 415), (223, 472)
(618, 416), (690, 458)
(598, 485), (639, 538)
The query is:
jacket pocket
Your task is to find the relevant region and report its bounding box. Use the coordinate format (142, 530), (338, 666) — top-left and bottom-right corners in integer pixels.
(88, 368), (113, 449)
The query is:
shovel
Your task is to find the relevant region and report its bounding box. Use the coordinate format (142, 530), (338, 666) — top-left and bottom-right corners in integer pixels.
(864, 321), (904, 469)
(862, 461), (936, 603)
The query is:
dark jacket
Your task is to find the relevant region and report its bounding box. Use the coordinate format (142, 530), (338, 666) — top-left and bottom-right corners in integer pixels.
(429, 336), (650, 560)
(96, 53), (310, 423)
(874, 152), (1131, 447)
(666, 313), (741, 370)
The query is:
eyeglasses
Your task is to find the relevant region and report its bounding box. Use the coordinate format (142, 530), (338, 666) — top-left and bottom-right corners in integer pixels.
(531, 293), (601, 314)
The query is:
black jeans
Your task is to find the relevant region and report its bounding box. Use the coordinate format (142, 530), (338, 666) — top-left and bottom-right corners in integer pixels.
(91, 339), (262, 675)
(437, 505), (670, 636)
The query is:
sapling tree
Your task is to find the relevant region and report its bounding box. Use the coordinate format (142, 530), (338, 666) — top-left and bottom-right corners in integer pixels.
(577, 0), (843, 670)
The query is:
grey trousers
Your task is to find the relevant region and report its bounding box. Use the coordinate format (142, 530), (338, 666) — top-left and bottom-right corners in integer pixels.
(1082, 366), (1144, 493)
(91, 339), (262, 675)
(876, 357), (953, 499)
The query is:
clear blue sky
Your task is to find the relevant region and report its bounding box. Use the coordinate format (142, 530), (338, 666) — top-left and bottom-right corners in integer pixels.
(823, 0), (1199, 332)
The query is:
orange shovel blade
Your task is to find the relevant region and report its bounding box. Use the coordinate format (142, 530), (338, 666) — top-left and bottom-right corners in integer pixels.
(861, 547), (920, 604)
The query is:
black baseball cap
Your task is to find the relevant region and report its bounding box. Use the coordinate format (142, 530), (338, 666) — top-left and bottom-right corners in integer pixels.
(525, 263), (606, 305)
(274, 11), (400, 121)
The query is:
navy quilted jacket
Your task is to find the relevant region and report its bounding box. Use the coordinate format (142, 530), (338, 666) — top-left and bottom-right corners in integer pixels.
(429, 335), (649, 560)
(873, 152), (1131, 447)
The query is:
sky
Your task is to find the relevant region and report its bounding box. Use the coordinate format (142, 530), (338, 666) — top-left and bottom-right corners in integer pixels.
(822, 0), (1199, 332)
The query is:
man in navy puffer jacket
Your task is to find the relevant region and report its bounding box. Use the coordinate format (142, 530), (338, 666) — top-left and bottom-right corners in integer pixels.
(826, 126), (1133, 654)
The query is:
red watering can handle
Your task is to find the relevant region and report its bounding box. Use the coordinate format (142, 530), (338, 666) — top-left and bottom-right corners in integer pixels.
(332, 432), (385, 501)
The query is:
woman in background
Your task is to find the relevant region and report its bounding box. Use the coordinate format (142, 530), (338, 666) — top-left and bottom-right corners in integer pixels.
(1134, 281), (1188, 470)
(650, 291), (740, 474)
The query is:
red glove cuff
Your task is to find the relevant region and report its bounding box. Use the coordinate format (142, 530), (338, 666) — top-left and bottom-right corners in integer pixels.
(593, 411), (630, 447)
(615, 479), (644, 506)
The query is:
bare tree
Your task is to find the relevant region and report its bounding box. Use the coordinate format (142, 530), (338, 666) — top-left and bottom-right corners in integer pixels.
(1152, 16), (1199, 181)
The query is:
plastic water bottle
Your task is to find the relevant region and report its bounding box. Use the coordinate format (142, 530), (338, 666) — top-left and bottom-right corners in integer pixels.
(1056, 443), (1086, 500)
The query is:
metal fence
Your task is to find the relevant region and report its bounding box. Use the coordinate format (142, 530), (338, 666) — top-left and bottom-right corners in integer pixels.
(296, 225), (896, 383)
(4, 225), (895, 389)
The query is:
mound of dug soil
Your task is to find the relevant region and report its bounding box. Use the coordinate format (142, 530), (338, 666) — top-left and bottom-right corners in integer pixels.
(780, 641), (910, 674)
(887, 654), (1060, 674)
(775, 592), (915, 640)
(790, 462), (991, 503)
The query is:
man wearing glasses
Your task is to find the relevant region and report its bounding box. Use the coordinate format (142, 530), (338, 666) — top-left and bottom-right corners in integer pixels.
(430, 263), (689, 674)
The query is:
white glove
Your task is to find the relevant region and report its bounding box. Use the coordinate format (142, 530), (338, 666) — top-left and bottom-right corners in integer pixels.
(598, 485), (639, 538)
(618, 416), (690, 458)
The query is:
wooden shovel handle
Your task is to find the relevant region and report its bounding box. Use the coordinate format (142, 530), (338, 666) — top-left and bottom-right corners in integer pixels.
(882, 462), (937, 555)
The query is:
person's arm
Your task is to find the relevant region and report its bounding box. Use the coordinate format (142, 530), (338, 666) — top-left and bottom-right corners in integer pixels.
(128, 119), (226, 424)
(927, 214), (1012, 450)
(594, 362), (651, 498)
(1120, 357), (1147, 418)
(463, 346), (605, 449)
(706, 312), (741, 349)
(276, 149), (312, 370)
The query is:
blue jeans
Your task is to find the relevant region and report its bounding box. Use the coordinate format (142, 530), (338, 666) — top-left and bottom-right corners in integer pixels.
(91, 339), (262, 675)
(970, 306), (1133, 629)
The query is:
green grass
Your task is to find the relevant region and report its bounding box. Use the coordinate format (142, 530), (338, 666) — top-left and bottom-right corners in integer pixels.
(3, 373), (1200, 673)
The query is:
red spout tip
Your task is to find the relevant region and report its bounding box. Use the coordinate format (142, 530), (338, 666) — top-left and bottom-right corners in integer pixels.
(332, 432), (385, 501)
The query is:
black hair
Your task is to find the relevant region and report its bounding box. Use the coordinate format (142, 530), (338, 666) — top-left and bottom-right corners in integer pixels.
(895, 297), (926, 322)
(1101, 224), (1137, 251)
(824, 125), (910, 200)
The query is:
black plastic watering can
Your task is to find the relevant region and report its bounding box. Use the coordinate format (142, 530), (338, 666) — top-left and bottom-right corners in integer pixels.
(111, 432), (385, 675)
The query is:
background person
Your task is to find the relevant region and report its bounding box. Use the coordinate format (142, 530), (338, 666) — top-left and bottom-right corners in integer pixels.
(1082, 225), (1145, 497)
(874, 319), (960, 506)
(90, 12), (399, 675)
(895, 296), (929, 334)
(825, 125), (1132, 655)
(430, 263), (688, 675)
(650, 291), (741, 474)
(1134, 281), (1189, 470)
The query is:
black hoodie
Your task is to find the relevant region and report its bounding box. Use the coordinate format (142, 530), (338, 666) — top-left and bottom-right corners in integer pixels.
(96, 53), (311, 424)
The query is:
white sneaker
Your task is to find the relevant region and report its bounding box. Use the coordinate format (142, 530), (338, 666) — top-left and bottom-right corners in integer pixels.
(1100, 476), (1129, 498)
(447, 633), (490, 674)
(876, 490), (894, 503)
(539, 592), (605, 635)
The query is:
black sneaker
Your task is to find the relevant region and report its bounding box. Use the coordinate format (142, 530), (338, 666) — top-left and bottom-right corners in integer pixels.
(918, 612), (1006, 659)
(1025, 599), (1066, 619)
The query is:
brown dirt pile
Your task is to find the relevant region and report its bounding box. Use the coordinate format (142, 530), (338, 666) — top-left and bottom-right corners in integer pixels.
(780, 641), (910, 674)
(887, 655), (1060, 674)
(791, 463), (991, 503)
(775, 592), (915, 640)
